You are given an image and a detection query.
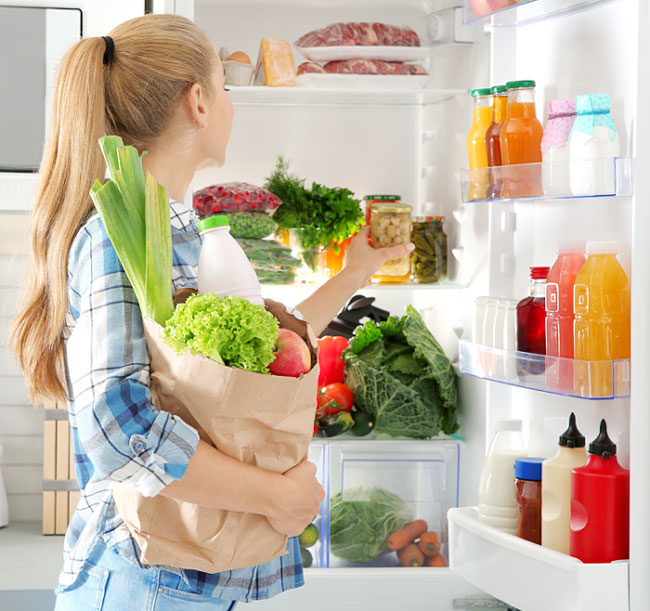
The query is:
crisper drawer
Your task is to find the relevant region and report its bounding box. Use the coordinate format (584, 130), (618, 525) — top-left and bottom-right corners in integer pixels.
(324, 440), (460, 569)
(301, 442), (328, 569)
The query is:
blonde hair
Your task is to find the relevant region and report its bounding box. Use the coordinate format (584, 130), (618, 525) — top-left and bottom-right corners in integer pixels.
(9, 14), (216, 404)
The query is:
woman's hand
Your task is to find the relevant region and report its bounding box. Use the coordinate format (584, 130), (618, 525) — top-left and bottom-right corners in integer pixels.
(342, 225), (414, 287)
(267, 460), (325, 537)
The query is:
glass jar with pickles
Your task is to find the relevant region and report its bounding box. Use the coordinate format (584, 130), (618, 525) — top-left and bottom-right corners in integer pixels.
(370, 202), (412, 283)
(411, 216), (447, 283)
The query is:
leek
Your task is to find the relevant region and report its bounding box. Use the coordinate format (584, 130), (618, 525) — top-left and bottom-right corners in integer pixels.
(90, 136), (174, 325)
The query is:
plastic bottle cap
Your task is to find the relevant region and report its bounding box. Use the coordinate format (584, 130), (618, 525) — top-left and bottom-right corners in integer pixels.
(558, 412), (586, 448)
(506, 80), (536, 89)
(530, 266), (550, 280)
(557, 241), (586, 253)
(491, 85), (507, 94)
(586, 241), (619, 254)
(514, 457), (544, 481)
(496, 419), (522, 432)
(197, 215), (229, 233)
(471, 88), (492, 96)
(588, 419), (617, 459)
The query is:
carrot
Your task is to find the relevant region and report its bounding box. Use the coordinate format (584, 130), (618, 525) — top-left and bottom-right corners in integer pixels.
(397, 543), (425, 567)
(424, 553), (447, 567)
(418, 531), (441, 556)
(387, 519), (428, 550)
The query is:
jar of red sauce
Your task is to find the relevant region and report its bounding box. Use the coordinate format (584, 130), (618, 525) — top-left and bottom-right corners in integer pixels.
(514, 457), (544, 544)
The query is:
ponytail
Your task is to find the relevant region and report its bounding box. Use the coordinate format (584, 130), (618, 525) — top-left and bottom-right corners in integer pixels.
(10, 15), (216, 404)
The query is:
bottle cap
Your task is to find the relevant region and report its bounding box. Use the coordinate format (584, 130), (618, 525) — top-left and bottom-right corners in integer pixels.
(491, 85), (507, 94)
(506, 80), (536, 90)
(557, 241), (586, 253)
(471, 88), (492, 97)
(530, 266), (550, 280)
(559, 412), (586, 448)
(496, 419), (522, 432)
(197, 215), (229, 232)
(588, 419), (617, 459)
(586, 241), (619, 254)
(514, 457), (544, 481)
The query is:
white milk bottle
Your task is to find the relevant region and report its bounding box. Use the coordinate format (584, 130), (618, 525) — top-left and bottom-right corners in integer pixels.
(197, 215), (264, 305)
(569, 94), (620, 196)
(478, 419), (527, 534)
(541, 412), (587, 554)
(541, 98), (576, 196)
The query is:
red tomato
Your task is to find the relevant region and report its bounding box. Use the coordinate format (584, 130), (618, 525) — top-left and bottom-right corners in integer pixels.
(317, 383), (354, 416)
(317, 336), (349, 388)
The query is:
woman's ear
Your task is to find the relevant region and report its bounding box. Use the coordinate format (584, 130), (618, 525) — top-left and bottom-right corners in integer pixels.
(184, 83), (208, 129)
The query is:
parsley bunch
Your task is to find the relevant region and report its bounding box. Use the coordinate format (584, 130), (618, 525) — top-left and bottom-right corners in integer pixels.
(265, 157), (365, 254)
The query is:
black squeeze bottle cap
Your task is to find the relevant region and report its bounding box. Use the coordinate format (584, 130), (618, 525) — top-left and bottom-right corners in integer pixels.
(559, 412), (585, 448)
(588, 419), (617, 459)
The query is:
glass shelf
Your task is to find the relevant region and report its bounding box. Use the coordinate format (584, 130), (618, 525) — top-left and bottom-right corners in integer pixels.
(261, 279), (466, 291)
(463, 0), (620, 28)
(458, 340), (630, 399)
(459, 157), (633, 203)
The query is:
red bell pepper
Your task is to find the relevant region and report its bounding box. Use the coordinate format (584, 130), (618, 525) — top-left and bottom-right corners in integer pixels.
(317, 336), (349, 387)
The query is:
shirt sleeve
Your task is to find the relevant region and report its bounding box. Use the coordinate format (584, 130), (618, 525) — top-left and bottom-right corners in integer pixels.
(65, 220), (199, 498)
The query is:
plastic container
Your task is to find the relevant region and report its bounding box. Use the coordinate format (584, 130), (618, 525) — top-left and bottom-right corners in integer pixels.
(197, 215), (264, 305)
(570, 420), (629, 563)
(514, 457), (543, 544)
(517, 266), (549, 375)
(542, 98), (577, 196)
(369, 202), (412, 283)
(500, 80), (544, 198)
(569, 94), (620, 196)
(473, 296), (489, 344)
(223, 60), (255, 86)
(486, 85), (508, 199)
(478, 420), (527, 535)
(467, 88), (492, 200)
(541, 413), (587, 555)
(545, 242), (586, 391)
(573, 242), (630, 398)
(411, 216), (447, 283)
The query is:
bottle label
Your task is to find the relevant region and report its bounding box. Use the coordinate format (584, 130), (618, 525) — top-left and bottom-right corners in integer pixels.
(546, 283), (559, 312)
(574, 284), (589, 314)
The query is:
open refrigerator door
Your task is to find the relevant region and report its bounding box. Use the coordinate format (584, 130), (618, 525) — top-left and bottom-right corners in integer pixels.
(159, 0), (648, 609)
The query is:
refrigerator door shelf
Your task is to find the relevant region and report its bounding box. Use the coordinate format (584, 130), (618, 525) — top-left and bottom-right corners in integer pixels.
(459, 156), (633, 203)
(463, 0), (621, 28)
(448, 506), (629, 611)
(458, 340), (630, 399)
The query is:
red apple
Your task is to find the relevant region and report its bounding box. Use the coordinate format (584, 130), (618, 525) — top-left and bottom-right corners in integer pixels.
(269, 329), (311, 377)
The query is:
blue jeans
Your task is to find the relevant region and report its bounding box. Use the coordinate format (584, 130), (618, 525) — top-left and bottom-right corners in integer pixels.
(54, 540), (237, 610)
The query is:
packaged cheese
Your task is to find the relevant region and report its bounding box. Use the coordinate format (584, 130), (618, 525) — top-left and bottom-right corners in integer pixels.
(254, 37), (296, 87)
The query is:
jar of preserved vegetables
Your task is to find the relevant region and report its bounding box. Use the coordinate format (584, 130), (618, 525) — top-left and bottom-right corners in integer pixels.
(363, 194), (401, 224)
(369, 202), (412, 283)
(411, 216), (447, 283)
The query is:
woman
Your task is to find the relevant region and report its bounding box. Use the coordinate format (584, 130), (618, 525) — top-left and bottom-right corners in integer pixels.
(10, 14), (412, 611)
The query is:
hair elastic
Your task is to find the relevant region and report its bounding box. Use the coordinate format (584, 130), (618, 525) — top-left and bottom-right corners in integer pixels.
(102, 36), (115, 66)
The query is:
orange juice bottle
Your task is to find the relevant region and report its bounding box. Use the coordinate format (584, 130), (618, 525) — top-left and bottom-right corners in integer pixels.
(573, 242), (630, 398)
(467, 88), (492, 200)
(500, 80), (544, 198)
(486, 85), (508, 199)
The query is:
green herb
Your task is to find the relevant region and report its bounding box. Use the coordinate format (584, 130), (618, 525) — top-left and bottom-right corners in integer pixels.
(162, 293), (279, 374)
(89, 136), (174, 326)
(264, 157), (365, 252)
(343, 306), (459, 438)
(329, 487), (411, 563)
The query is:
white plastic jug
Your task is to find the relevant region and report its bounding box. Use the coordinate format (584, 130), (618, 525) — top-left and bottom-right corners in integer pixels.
(197, 215), (264, 305)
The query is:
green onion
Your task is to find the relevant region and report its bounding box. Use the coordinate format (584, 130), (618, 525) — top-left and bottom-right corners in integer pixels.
(89, 136), (174, 325)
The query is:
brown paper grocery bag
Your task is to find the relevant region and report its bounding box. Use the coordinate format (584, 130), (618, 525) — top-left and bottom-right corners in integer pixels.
(113, 298), (319, 573)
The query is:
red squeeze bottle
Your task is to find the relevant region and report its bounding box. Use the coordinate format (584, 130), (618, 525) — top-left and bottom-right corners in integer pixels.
(570, 420), (629, 563)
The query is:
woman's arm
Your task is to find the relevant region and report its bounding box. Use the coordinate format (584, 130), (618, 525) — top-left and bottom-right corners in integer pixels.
(296, 226), (413, 335)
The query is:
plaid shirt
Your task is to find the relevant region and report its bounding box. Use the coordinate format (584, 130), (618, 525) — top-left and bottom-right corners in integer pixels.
(58, 201), (304, 601)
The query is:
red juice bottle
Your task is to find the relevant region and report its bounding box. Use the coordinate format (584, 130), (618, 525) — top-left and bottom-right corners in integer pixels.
(517, 266), (549, 375)
(486, 85), (508, 199)
(570, 420), (629, 563)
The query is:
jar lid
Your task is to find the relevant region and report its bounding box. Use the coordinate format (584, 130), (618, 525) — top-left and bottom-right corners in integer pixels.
(363, 194), (401, 201)
(370, 202), (412, 213)
(197, 215), (229, 232)
(514, 457), (544, 481)
(530, 266), (550, 280)
(413, 215), (444, 223)
(471, 88), (492, 96)
(506, 80), (536, 90)
(491, 85), (507, 94)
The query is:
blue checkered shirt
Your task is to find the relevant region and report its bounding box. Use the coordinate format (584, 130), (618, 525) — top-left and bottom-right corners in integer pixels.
(58, 201), (304, 601)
